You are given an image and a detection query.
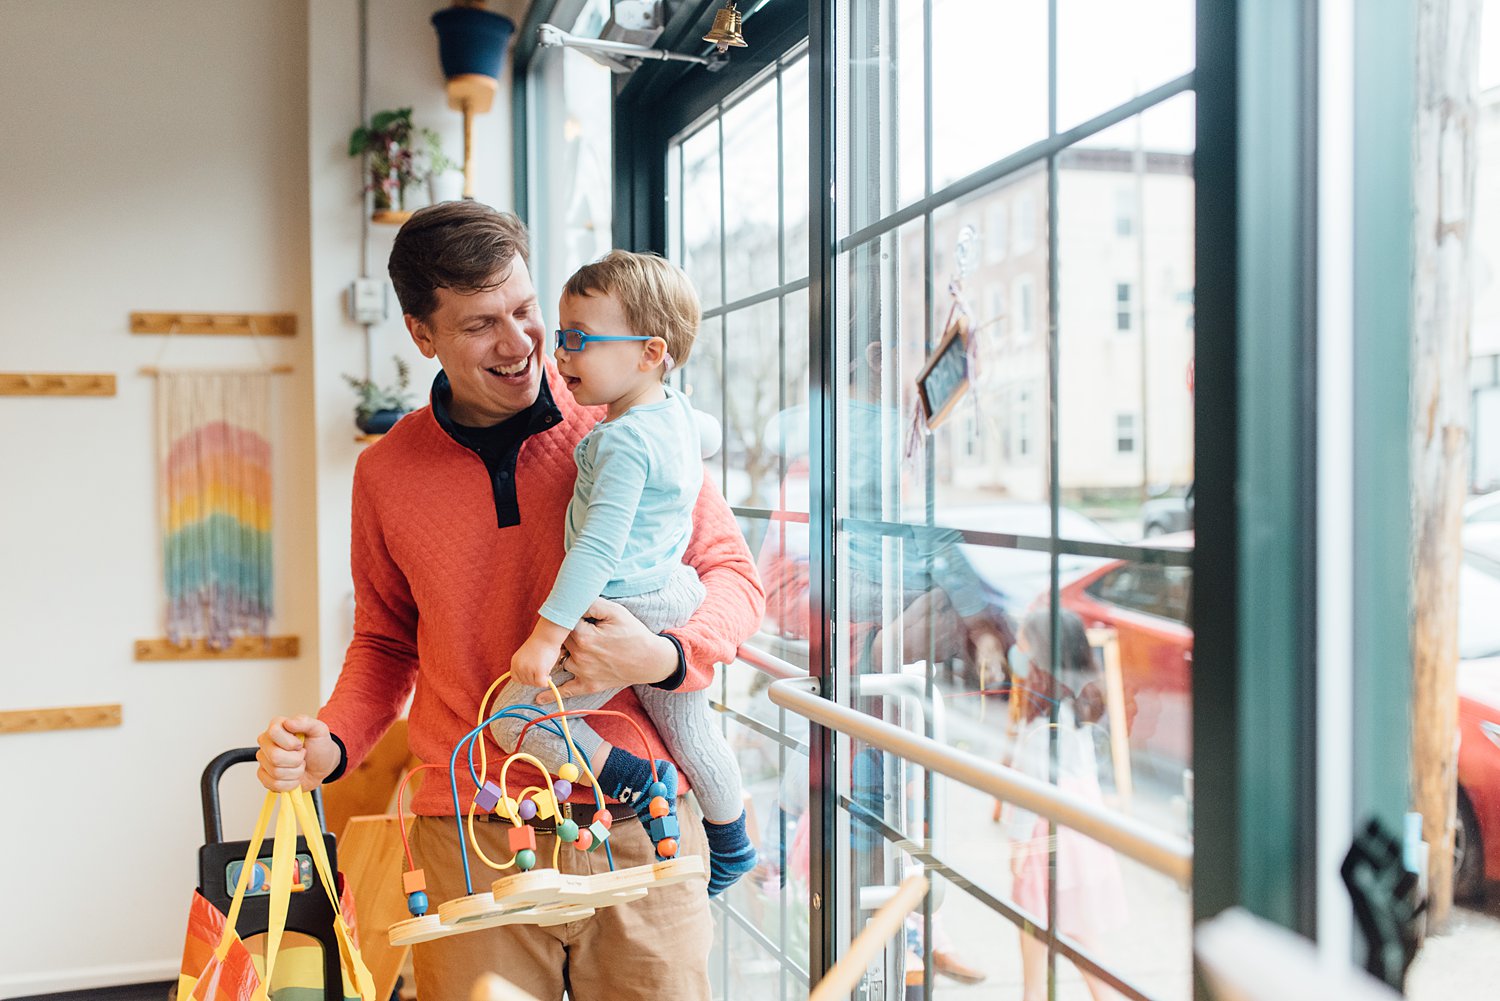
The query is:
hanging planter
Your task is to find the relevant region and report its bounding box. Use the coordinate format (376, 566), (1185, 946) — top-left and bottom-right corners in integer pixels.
(431, 3), (515, 81)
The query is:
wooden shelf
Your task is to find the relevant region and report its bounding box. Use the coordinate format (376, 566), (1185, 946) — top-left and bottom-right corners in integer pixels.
(0, 372), (115, 396)
(0, 703), (121, 734)
(130, 312), (297, 336)
(134, 636), (300, 661)
(371, 210), (414, 225)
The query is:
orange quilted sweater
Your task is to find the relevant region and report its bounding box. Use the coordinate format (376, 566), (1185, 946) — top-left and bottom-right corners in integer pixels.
(318, 364), (765, 816)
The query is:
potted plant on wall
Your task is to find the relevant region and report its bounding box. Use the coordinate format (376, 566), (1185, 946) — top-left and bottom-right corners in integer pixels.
(423, 131), (464, 204)
(348, 108), (424, 220)
(344, 356), (415, 435)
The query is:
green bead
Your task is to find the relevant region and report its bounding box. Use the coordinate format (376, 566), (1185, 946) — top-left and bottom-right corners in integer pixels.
(557, 819), (580, 843)
(516, 848), (537, 871)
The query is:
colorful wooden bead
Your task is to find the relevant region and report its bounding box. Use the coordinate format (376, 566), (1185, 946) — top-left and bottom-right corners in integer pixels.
(557, 819), (580, 843)
(646, 781), (669, 801)
(648, 796), (670, 819)
(406, 890), (429, 917)
(402, 869), (427, 894)
(498, 796), (519, 819)
(518, 798), (538, 820)
(575, 829), (593, 850)
(648, 815), (680, 842)
(516, 849), (537, 871)
(587, 820), (611, 850)
(656, 837), (679, 857)
(558, 763), (580, 783)
(508, 825), (537, 853)
(553, 779), (573, 801)
(594, 810), (613, 829)
(474, 780), (503, 813)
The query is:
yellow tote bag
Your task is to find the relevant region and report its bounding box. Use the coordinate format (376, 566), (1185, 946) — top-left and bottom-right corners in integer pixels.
(178, 790), (377, 1001)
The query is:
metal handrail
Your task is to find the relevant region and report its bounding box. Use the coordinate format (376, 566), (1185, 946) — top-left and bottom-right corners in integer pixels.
(765, 675), (1194, 886)
(736, 643), (809, 679)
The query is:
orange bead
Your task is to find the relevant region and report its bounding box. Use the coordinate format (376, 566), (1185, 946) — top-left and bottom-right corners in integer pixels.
(648, 796), (670, 819)
(575, 829), (593, 850)
(595, 810), (613, 829)
(656, 837), (678, 857)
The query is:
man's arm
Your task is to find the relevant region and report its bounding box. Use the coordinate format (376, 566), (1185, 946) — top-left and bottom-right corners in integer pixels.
(313, 463), (421, 775)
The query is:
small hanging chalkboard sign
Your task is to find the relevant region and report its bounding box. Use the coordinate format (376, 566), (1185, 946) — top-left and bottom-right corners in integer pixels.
(916, 305), (971, 429)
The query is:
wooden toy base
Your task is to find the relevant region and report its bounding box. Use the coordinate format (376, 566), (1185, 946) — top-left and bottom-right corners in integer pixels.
(389, 856), (707, 947)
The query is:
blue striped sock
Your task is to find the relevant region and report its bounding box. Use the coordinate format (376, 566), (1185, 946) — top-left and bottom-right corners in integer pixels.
(598, 750), (679, 860)
(703, 810), (757, 897)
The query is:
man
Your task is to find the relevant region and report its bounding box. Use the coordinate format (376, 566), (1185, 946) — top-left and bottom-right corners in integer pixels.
(255, 202), (764, 999)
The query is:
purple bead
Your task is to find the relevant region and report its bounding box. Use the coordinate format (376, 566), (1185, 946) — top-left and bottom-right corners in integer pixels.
(518, 798), (538, 820)
(553, 779), (573, 801)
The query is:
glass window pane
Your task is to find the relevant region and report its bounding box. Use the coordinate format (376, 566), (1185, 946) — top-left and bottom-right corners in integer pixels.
(782, 53), (810, 283)
(839, 0), (926, 234)
(723, 77), (782, 304)
(723, 300), (783, 508)
(682, 314), (725, 494)
(1057, 0), (1196, 132)
(931, 0), (1049, 190)
(682, 122), (723, 310)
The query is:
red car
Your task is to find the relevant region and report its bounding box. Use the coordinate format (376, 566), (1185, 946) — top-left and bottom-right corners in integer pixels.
(1055, 534), (1193, 769)
(1058, 537), (1500, 897)
(1455, 551), (1500, 898)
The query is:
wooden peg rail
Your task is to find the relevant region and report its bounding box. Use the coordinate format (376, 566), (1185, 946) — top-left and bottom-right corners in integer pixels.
(0, 372), (116, 396)
(0, 703), (122, 734)
(130, 312), (298, 336)
(134, 636), (300, 661)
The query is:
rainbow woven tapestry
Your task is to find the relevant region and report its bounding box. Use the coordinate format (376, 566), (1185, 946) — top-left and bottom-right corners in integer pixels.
(155, 371), (273, 649)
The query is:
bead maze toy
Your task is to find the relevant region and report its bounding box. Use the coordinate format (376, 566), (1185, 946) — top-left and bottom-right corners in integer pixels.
(388, 673), (706, 947)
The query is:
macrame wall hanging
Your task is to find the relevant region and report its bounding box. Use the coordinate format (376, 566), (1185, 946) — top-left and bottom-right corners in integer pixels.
(154, 370), (274, 649)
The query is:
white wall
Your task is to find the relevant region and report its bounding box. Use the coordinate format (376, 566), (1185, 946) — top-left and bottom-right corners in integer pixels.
(309, 0), (520, 699)
(0, 0), (520, 991)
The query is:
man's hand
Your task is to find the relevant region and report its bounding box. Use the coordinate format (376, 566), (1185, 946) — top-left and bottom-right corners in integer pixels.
(256, 715), (340, 792)
(545, 597), (677, 702)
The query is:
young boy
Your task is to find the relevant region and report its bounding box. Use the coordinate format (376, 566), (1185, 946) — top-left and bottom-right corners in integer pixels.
(491, 250), (757, 897)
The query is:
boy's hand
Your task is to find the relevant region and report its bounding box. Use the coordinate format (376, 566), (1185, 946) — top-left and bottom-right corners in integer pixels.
(512, 633), (564, 688)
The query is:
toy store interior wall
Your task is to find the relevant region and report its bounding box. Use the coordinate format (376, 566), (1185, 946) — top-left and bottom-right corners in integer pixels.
(0, 1), (517, 992)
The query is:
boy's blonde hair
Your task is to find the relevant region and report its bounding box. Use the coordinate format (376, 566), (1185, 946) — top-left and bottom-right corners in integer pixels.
(563, 251), (700, 374)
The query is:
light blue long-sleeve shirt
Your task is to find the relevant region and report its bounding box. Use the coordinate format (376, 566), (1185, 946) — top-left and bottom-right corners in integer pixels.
(538, 386), (702, 628)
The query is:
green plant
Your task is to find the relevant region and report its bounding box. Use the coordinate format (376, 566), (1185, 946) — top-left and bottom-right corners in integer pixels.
(348, 108), (421, 210)
(422, 129), (459, 179)
(343, 356), (414, 418)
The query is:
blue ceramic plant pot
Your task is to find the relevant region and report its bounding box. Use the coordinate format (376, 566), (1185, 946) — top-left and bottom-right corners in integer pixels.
(431, 6), (515, 80)
(357, 409), (406, 435)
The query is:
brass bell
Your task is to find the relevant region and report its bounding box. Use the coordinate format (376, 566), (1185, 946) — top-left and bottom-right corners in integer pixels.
(702, 1), (747, 53)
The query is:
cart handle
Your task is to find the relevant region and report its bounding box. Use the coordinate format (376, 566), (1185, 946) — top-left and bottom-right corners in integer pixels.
(201, 747), (325, 844)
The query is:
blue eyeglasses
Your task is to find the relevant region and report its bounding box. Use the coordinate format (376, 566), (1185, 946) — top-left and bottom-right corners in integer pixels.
(555, 328), (654, 352)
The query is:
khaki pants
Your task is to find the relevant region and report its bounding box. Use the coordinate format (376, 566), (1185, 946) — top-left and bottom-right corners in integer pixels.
(408, 799), (713, 1001)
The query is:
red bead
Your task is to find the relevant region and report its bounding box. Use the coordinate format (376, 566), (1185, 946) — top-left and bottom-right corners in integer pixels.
(648, 796), (670, 819)
(656, 837), (678, 857)
(575, 829), (593, 850)
(595, 810), (613, 829)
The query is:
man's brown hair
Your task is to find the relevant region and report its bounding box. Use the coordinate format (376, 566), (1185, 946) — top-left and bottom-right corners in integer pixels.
(562, 251), (700, 374)
(388, 202), (530, 322)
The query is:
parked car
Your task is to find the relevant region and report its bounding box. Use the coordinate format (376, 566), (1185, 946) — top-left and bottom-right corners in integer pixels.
(1055, 533), (1194, 767)
(1056, 536), (1500, 897)
(1141, 488), (1195, 537)
(1455, 549), (1500, 899)
(1463, 491), (1500, 565)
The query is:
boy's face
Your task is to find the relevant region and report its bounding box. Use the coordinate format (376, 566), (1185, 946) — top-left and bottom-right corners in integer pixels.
(405, 258), (545, 426)
(554, 290), (659, 411)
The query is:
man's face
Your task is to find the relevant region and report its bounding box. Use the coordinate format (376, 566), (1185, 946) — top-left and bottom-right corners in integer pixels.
(406, 258), (546, 426)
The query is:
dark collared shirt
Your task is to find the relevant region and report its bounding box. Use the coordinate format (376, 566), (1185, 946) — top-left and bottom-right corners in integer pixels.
(429, 370), (563, 529)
